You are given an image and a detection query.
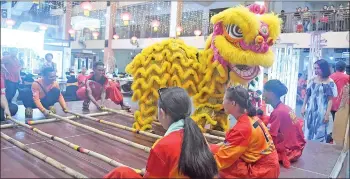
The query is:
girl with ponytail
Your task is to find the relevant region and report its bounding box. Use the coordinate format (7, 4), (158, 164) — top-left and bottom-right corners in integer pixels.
(263, 79), (306, 169)
(210, 86), (280, 178)
(104, 87), (218, 179)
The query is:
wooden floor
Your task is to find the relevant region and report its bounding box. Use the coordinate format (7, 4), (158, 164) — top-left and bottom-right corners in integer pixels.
(0, 100), (347, 178)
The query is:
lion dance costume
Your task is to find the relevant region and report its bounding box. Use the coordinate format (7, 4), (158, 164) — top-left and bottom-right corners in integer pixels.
(126, 4), (281, 132)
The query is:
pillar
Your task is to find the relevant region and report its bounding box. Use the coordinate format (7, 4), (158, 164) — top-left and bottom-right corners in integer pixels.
(169, 0), (183, 38)
(104, 1), (117, 73)
(63, 0), (72, 41)
(61, 0), (73, 75)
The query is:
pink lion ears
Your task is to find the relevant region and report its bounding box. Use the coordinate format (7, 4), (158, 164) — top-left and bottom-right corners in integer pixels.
(247, 3), (266, 15)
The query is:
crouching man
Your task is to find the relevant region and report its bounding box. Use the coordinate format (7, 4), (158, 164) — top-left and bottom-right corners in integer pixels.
(20, 67), (68, 118)
(76, 61), (130, 111)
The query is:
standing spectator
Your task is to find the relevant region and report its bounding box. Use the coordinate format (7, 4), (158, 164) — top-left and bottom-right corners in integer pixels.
(329, 61), (349, 120)
(279, 10), (287, 33)
(302, 6), (311, 32)
(77, 67), (87, 87)
(301, 59), (337, 143)
(1, 48), (21, 103)
(41, 53), (57, 72)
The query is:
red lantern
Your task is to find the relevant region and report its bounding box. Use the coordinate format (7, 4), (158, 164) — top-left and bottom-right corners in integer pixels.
(92, 31), (100, 39)
(131, 36), (137, 43)
(121, 12), (131, 26)
(176, 26), (182, 36)
(81, 1), (92, 16)
(194, 29), (202, 37)
(6, 19), (15, 28)
(151, 20), (160, 32)
(113, 34), (119, 40)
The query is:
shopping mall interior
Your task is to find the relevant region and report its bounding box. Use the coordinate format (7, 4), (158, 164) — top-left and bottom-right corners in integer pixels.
(0, 1), (349, 178)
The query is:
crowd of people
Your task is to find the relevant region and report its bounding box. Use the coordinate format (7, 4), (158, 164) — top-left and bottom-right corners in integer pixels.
(1, 48), (130, 121)
(1, 47), (349, 178)
(278, 3), (350, 33)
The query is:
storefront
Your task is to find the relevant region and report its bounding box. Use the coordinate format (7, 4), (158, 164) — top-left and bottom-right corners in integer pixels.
(1, 28), (44, 74)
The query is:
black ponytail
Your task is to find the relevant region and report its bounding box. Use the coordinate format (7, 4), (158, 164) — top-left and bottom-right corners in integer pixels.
(247, 101), (257, 117)
(178, 117), (218, 179)
(158, 87), (218, 179)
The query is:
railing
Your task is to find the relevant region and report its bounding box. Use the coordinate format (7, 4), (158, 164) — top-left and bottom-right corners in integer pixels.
(72, 28), (106, 41)
(281, 9), (350, 33)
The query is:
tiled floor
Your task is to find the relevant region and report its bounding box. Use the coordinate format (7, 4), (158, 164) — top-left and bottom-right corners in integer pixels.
(0, 100), (346, 178)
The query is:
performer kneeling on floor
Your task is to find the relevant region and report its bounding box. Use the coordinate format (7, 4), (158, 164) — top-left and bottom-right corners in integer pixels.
(21, 67), (68, 118)
(1, 72), (18, 121)
(76, 61), (130, 111)
(104, 87), (218, 179)
(210, 86), (280, 178)
(263, 80), (306, 168)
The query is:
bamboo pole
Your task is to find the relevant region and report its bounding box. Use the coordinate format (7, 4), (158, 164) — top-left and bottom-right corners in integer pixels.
(48, 113), (151, 153)
(1, 132), (88, 178)
(1, 112), (109, 129)
(103, 107), (225, 140)
(67, 111), (162, 139)
(6, 116), (142, 174)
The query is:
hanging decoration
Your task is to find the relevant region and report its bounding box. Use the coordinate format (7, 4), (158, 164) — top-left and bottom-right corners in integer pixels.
(113, 34), (119, 40)
(121, 12), (131, 26)
(176, 26), (183, 36)
(151, 20), (160, 32)
(81, 1), (92, 16)
(39, 25), (48, 31)
(131, 36), (137, 43)
(6, 19), (15, 29)
(194, 29), (202, 38)
(68, 29), (75, 38)
(92, 31), (100, 40)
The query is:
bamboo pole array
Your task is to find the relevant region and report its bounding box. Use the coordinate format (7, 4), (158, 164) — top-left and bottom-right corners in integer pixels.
(48, 113), (151, 153)
(0, 112), (109, 129)
(68, 111), (225, 141)
(103, 107), (226, 140)
(1, 132), (88, 179)
(67, 111), (162, 139)
(6, 116), (142, 174)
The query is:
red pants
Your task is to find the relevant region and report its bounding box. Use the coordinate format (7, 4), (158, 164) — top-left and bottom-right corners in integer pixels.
(76, 82), (123, 104)
(210, 144), (280, 178)
(104, 167), (141, 179)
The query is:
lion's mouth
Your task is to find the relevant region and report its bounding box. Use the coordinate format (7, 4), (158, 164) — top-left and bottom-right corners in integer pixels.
(229, 64), (260, 80)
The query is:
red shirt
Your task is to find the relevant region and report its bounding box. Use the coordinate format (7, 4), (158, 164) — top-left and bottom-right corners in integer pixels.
(1, 55), (21, 83)
(1, 73), (5, 95)
(269, 103), (306, 152)
(84, 74), (109, 97)
(330, 72), (350, 111)
(145, 130), (187, 178)
(77, 74), (87, 87)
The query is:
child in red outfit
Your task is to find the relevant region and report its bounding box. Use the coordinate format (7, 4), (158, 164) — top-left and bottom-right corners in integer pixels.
(210, 86), (280, 178)
(263, 80), (306, 168)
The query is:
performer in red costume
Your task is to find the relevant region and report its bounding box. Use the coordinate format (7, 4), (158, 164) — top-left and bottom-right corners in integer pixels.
(104, 87), (218, 179)
(76, 61), (130, 111)
(210, 86), (280, 178)
(263, 79), (306, 168)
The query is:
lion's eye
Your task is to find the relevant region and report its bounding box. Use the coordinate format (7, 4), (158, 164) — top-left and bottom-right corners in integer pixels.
(226, 24), (243, 39)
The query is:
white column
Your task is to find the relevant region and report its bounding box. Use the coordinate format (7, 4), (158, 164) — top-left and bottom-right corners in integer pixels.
(105, 5), (111, 40)
(169, 1), (178, 38)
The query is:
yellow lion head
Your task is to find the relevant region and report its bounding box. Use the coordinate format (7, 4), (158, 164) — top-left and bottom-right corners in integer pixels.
(207, 4), (281, 84)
